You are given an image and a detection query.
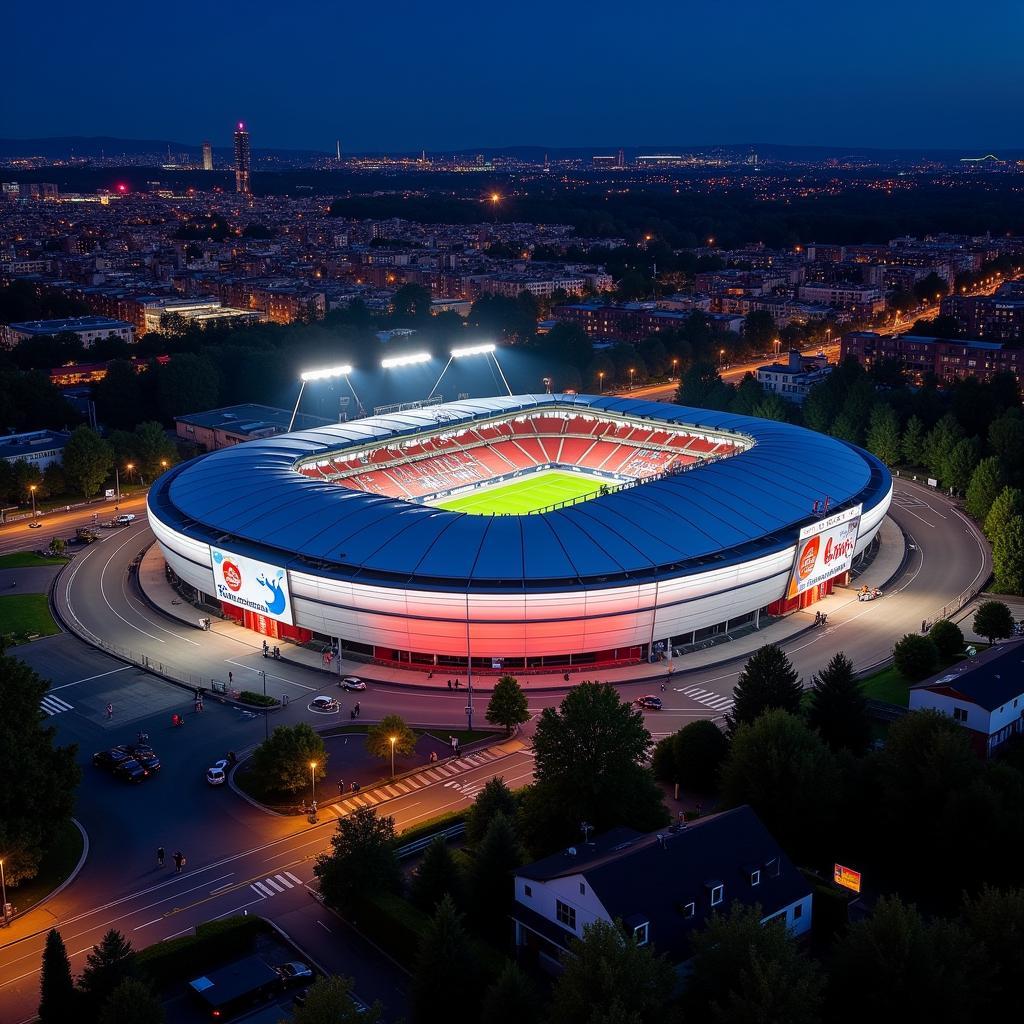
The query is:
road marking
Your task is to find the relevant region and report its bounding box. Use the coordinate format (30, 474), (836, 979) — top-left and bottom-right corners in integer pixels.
(316, 920), (332, 934)
(252, 881), (274, 896)
(274, 874), (294, 888)
(285, 871), (302, 885)
(39, 694), (74, 716)
(50, 665), (131, 691)
(676, 684), (733, 712)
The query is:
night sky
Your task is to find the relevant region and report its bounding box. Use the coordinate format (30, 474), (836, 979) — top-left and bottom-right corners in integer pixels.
(7, 0), (1023, 151)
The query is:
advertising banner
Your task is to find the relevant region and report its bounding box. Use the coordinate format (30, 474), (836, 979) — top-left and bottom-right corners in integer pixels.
(833, 863), (862, 893)
(210, 547), (294, 625)
(786, 504), (862, 599)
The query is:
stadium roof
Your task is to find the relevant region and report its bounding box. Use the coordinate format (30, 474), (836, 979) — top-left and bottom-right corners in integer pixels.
(149, 394), (891, 589)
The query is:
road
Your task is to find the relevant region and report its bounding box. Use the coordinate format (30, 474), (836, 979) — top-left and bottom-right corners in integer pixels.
(0, 476), (989, 1023)
(0, 494), (149, 556)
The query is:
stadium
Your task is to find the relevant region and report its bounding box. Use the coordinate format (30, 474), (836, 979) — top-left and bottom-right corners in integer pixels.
(147, 394), (893, 673)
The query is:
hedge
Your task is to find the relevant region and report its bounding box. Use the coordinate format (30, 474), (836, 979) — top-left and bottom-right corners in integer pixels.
(136, 915), (268, 987)
(395, 810), (467, 852)
(238, 690), (279, 707)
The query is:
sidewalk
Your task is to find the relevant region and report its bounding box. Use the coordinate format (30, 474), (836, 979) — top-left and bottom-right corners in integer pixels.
(138, 521), (907, 693)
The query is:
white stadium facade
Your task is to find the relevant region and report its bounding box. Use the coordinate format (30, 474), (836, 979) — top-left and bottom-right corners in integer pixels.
(147, 394), (893, 673)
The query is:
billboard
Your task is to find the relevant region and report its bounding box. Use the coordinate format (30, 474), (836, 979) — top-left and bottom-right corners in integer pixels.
(210, 547), (294, 625)
(786, 504), (862, 599)
(833, 863), (862, 893)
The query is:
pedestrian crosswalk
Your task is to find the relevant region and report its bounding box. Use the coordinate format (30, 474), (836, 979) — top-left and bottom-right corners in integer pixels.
(251, 871), (303, 898)
(675, 684), (734, 713)
(40, 693), (74, 716)
(334, 749), (504, 815)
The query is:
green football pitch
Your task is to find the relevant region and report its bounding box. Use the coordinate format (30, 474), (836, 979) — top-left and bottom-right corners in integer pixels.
(435, 470), (602, 514)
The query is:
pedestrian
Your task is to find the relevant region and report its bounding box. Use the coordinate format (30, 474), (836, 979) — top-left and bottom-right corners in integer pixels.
(173, 851), (185, 874)
(350, 782), (357, 793)
(311, 800), (317, 816)
(228, 671), (233, 685)
(921, 619), (928, 634)
(447, 679), (452, 689)
(355, 701), (360, 717)
(338, 779), (345, 796)
(105, 702), (113, 720)
(157, 846), (165, 867)
(263, 640), (269, 655)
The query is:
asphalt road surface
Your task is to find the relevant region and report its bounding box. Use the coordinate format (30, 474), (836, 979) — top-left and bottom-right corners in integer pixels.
(0, 478), (989, 1023)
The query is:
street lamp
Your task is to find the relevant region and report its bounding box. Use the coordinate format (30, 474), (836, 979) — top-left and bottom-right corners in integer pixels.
(309, 761), (318, 816)
(720, 348), (726, 366)
(671, 357), (679, 377)
(389, 735), (396, 779)
(629, 367), (635, 388)
(598, 370), (605, 393)
(126, 463), (135, 485)
(29, 484), (37, 518)
(489, 192), (500, 222)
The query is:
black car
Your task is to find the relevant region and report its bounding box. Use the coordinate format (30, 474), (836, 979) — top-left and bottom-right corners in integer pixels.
(126, 745), (162, 772)
(113, 757), (150, 782)
(92, 745), (132, 771)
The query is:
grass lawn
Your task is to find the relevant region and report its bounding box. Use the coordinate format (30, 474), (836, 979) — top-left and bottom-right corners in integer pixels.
(0, 593), (60, 640)
(435, 470), (601, 514)
(0, 551), (68, 568)
(5, 819), (83, 916)
(860, 665), (910, 706)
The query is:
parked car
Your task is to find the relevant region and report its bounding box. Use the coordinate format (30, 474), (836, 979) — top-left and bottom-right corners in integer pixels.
(636, 695), (663, 710)
(206, 759), (229, 786)
(310, 695), (339, 712)
(92, 745), (132, 771)
(127, 745), (162, 772)
(115, 513), (136, 525)
(340, 676), (366, 691)
(275, 962), (314, 986)
(113, 757), (150, 782)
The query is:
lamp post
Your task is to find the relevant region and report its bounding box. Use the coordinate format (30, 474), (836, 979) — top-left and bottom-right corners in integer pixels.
(389, 736), (396, 779)
(719, 348), (726, 367)
(114, 465), (121, 502)
(671, 357), (679, 377)
(29, 484), (37, 518)
(126, 463), (134, 485)
(629, 367), (635, 389)
(598, 370), (604, 393)
(309, 761), (317, 817)
(490, 192), (500, 223)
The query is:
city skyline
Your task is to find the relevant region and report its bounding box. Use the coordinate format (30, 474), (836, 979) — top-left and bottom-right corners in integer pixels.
(6, 1), (1023, 151)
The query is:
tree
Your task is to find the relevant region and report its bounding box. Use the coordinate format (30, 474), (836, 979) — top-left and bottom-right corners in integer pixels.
(940, 437), (980, 494)
(892, 633), (940, 680)
(751, 392), (791, 422)
(469, 812), (525, 937)
(992, 515), (1024, 593)
(38, 929), (75, 1024)
(521, 682), (667, 852)
(687, 903), (823, 1024)
(865, 404), (902, 466)
(486, 674), (529, 735)
(93, 359), (148, 430)
(901, 414), (926, 466)
(548, 919), (677, 1024)
(314, 806), (401, 913)
(726, 644), (803, 735)
(961, 885), (1024, 1017)
(719, 711), (842, 861)
(928, 619), (964, 660)
(292, 975), (383, 1024)
(62, 426), (113, 498)
(248, 723), (326, 796)
(923, 414), (964, 479)
(678, 361), (731, 410)
(973, 600), (1014, 644)
(78, 930), (136, 1015)
(466, 776), (517, 845)
(156, 353), (219, 420)
(0, 657), (80, 884)
(827, 897), (989, 1023)
(480, 961), (542, 1024)
(743, 310), (777, 349)
(411, 896), (481, 1024)
(988, 411), (1024, 485)
(984, 486), (1024, 541)
(133, 421), (176, 480)
(410, 837), (464, 912)
(365, 714), (416, 762)
(652, 719), (729, 793)
(965, 457), (1004, 522)
(806, 651), (871, 754)
(391, 283), (432, 320)
(97, 978), (164, 1024)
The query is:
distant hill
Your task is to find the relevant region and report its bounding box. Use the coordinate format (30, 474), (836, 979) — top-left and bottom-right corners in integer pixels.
(0, 136), (331, 160)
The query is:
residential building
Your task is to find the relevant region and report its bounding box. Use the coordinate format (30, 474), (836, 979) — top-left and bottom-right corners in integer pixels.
(234, 122), (251, 195)
(909, 642), (1024, 757)
(553, 302), (739, 343)
(841, 331), (1022, 389)
(512, 806), (812, 974)
(940, 286), (1024, 343)
(756, 350), (832, 404)
(796, 282), (885, 317)
(175, 404), (332, 451)
(0, 429), (72, 470)
(202, 141), (213, 171)
(1, 315), (135, 350)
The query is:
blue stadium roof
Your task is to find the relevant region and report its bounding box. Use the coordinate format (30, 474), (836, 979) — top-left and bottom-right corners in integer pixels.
(149, 394), (892, 589)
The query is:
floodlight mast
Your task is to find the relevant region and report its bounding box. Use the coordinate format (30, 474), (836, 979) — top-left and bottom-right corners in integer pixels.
(431, 342), (511, 399)
(289, 364), (353, 431)
(381, 352), (431, 369)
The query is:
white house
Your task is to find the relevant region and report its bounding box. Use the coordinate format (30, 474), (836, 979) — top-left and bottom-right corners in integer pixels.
(511, 805), (812, 974)
(909, 641), (1024, 757)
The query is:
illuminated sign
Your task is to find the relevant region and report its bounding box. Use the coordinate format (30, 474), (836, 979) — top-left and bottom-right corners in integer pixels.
(786, 504), (862, 599)
(833, 863), (862, 893)
(210, 547), (293, 625)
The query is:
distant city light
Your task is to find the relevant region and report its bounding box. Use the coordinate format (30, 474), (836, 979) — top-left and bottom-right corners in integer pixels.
(300, 364), (352, 382)
(382, 352), (431, 368)
(451, 343), (495, 358)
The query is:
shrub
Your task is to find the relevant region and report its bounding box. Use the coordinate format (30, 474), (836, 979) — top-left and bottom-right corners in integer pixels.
(893, 634), (940, 681)
(928, 619), (964, 660)
(238, 690), (278, 707)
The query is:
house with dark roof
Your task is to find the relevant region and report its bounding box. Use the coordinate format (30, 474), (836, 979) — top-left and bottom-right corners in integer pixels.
(909, 641), (1024, 757)
(511, 805), (812, 973)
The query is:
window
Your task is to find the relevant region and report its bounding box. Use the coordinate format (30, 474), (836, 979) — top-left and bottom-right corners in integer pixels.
(766, 857), (780, 878)
(633, 922), (649, 946)
(556, 900), (577, 930)
(750, 869), (761, 887)
(680, 901), (696, 919)
(710, 884), (724, 907)
(523, 885), (532, 898)
(793, 902), (803, 920)
(579, 882), (586, 896)
(953, 707), (968, 723)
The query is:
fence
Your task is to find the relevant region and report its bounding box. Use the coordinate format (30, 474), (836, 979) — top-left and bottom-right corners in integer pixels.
(395, 823), (466, 860)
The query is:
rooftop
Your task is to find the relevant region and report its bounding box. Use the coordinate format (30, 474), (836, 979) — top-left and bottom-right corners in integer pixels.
(912, 641), (1024, 712)
(6, 315), (133, 334)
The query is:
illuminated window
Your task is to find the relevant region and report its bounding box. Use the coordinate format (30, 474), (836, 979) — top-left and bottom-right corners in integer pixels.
(710, 884), (724, 907)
